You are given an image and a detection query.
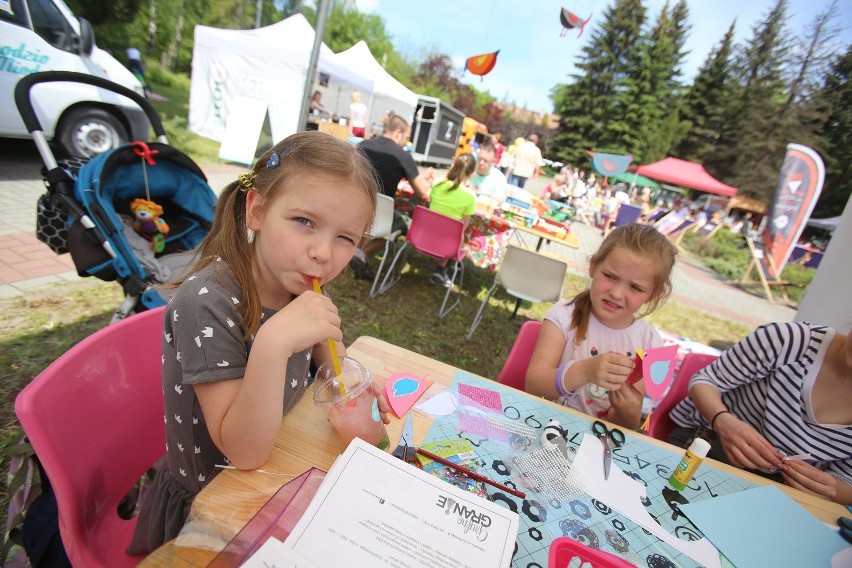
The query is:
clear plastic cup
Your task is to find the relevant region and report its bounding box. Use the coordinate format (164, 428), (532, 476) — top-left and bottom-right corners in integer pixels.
(313, 357), (389, 450)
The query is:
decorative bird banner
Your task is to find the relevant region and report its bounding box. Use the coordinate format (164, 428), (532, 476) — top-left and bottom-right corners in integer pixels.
(588, 151), (633, 177)
(465, 50), (500, 80)
(560, 8), (592, 37)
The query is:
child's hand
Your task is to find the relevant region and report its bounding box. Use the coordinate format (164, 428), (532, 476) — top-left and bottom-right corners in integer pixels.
(369, 378), (393, 425)
(582, 352), (635, 391)
(780, 459), (838, 501)
(608, 381), (643, 410)
(269, 290), (342, 354)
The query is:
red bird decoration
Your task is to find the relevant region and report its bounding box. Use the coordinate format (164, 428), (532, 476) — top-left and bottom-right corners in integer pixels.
(465, 50), (500, 81)
(560, 8), (592, 37)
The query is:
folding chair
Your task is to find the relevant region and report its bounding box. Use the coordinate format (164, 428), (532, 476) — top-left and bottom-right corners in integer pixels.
(646, 352), (719, 442)
(603, 203), (642, 236)
(738, 236), (792, 304)
(368, 194), (403, 297)
(666, 218), (697, 249)
(495, 320), (542, 391)
(375, 205), (466, 318)
(14, 307), (166, 567)
(467, 245), (567, 339)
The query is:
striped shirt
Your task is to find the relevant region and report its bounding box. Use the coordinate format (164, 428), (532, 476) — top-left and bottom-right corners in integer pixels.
(670, 322), (852, 485)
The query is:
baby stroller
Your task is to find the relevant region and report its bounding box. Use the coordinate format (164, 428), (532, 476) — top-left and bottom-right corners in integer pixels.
(15, 71), (218, 321)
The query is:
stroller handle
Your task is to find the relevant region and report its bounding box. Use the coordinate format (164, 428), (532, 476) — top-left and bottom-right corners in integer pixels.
(14, 70), (165, 138)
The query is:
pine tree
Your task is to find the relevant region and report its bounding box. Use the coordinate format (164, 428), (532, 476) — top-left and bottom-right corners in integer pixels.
(677, 21), (736, 161)
(710, 0), (792, 200)
(779, 0), (842, 151)
(549, 0), (646, 165)
(813, 45), (852, 217)
(610, 0), (691, 162)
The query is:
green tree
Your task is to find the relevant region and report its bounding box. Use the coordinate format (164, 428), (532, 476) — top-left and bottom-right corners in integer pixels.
(778, 0), (842, 151)
(709, 0), (792, 200)
(321, 1), (393, 60)
(676, 20), (736, 162)
(606, 0), (691, 162)
(549, 0), (647, 165)
(813, 45), (852, 217)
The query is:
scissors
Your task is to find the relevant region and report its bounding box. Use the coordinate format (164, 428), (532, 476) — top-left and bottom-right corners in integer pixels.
(592, 420), (625, 480)
(392, 413), (422, 468)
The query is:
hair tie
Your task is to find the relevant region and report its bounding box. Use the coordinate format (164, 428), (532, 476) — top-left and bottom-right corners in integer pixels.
(237, 172), (256, 191)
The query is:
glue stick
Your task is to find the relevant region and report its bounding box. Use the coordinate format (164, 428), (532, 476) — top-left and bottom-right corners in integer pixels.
(669, 438), (711, 491)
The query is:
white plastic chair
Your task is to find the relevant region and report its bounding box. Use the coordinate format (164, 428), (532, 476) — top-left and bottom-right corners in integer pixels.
(368, 194), (403, 297)
(467, 245), (567, 339)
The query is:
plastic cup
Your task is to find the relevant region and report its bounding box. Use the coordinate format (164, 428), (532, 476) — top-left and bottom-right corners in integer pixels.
(313, 357), (389, 450)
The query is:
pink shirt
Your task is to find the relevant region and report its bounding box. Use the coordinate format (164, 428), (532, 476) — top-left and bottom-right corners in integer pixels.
(545, 301), (662, 419)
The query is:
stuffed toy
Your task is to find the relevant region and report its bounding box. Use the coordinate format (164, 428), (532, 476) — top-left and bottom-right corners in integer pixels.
(130, 198), (169, 252)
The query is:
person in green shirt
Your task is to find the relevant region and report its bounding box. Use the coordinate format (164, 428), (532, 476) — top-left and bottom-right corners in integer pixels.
(428, 153), (476, 286)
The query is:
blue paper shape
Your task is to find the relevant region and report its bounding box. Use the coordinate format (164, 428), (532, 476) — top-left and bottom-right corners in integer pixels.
(649, 360), (671, 385)
(391, 377), (418, 398)
(679, 484), (849, 568)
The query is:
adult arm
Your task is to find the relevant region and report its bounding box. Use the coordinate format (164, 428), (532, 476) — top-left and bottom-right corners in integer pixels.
(781, 460), (852, 505)
(691, 383), (781, 470)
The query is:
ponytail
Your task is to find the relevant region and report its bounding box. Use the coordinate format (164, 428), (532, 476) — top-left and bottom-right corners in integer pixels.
(568, 290), (594, 345)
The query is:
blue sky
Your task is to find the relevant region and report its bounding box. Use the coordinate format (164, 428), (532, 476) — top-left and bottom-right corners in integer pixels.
(354, 0), (852, 114)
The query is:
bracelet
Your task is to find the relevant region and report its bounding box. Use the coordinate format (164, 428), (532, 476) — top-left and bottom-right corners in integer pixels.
(710, 410), (731, 430)
(554, 361), (575, 397)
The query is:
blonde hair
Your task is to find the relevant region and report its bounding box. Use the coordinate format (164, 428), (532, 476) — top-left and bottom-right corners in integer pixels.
(444, 153), (475, 190)
(569, 224), (677, 343)
(175, 131), (378, 337)
(351, 91), (361, 103)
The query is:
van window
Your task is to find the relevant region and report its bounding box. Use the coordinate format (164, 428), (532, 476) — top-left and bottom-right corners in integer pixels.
(28, 0), (75, 52)
(0, 0), (30, 27)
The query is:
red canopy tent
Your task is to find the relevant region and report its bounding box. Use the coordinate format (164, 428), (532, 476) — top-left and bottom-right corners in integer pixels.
(631, 157), (738, 197)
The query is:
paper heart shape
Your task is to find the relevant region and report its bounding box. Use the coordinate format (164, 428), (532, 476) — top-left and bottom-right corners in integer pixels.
(384, 372), (433, 418)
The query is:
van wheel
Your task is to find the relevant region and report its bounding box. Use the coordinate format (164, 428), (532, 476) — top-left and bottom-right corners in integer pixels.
(57, 108), (128, 158)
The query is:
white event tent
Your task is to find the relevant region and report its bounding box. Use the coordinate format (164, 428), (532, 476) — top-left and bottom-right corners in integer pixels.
(188, 13), (373, 143)
(330, 41), (419, 128)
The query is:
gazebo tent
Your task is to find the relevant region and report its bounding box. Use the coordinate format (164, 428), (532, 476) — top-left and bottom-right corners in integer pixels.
(189, 14), (373, 143)
(632, 157), (738, 197)
(332, 41), (419, 127)
(610, 172), (660, 190)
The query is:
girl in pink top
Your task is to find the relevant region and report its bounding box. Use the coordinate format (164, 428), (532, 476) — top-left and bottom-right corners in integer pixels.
(526, 224), (677, 428)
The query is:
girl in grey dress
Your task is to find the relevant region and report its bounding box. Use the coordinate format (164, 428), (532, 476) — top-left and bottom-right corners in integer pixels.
(129, 131), (391, 554)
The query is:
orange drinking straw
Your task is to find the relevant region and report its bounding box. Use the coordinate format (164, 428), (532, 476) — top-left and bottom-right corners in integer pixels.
(311, 279), (346, 396)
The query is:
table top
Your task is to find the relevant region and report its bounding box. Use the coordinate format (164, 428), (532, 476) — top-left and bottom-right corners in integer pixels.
(141, 336), (846, 566)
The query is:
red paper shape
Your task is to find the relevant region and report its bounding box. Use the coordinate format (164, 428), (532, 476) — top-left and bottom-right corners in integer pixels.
(626, 354), (644, 385)
(641, 345), (680, 399)
(384, 372), (433, 418)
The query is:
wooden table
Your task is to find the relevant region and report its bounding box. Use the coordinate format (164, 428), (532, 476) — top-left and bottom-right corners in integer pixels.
(141, 336), (847, 566)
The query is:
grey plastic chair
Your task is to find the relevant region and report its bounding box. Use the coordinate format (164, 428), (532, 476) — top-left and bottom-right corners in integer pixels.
(467, 245), (568, 339)
(368, 194), (403, 297)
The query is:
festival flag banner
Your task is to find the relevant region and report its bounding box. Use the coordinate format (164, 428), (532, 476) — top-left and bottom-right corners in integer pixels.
(762, 144), (825, 279)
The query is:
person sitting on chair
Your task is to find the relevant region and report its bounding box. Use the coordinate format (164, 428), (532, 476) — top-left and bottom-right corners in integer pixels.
(669, 322), (852, 505)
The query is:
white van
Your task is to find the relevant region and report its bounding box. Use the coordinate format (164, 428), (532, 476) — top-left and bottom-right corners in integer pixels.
(1, 0), (148, 157)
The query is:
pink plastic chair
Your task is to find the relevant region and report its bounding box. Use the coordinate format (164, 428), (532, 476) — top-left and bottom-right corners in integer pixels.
(495, 321), (542, 391)
(15, 307), (167, 567)
(375, 205), (466, 318)
(647, 352), (719, 442)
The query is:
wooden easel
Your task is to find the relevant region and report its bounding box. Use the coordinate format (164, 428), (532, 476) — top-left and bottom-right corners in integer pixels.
(738, 237), (791, 305)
